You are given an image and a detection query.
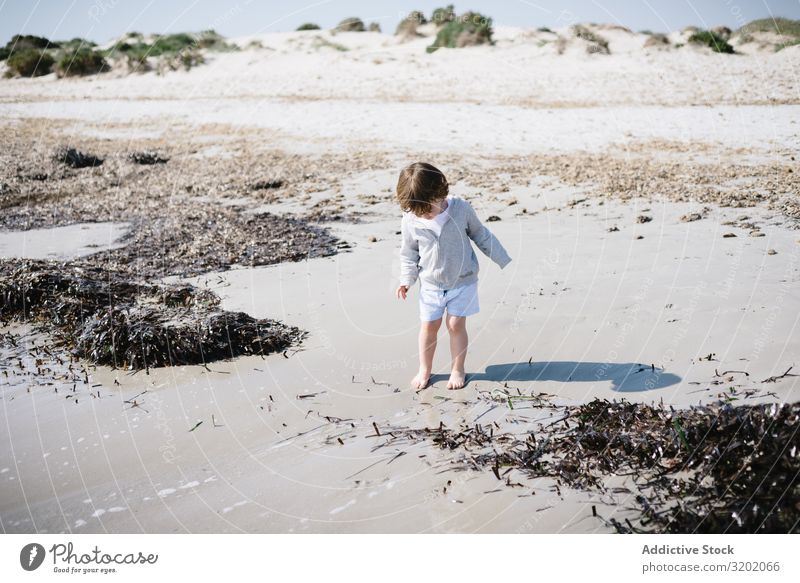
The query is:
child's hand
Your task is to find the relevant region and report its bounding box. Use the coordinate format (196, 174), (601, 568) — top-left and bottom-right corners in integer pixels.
(396, 285), (409, 300)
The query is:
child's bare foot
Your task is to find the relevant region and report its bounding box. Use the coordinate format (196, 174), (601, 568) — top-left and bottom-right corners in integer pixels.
(411, 369), (431, 391)
(447, 369), (466, 390)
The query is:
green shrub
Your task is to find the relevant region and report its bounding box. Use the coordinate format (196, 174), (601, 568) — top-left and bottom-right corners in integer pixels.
(688, 30), (734, 53)
(0, 47), (10, 61)
(334, 17), (365, 32)
(56, 48), (109, 77)
(6, 49), (54, 76)
(427, 11), (492, 52)
(58, 37), (96, 52)
(107, 41), (150, 60)
(430, 5), (455, 26)
(150, 33), (195, 55)
(537, 26), (553, 33)
(6, 34), (57, 50)
(103, 30), (233, 73)
(296, 23), (321, 31)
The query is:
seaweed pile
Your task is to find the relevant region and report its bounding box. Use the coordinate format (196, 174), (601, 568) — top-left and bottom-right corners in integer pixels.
(0, 259), (304, 369)
(0, 125), (370, 370)
(91, 206), (342, 278)
(54, 147), (104, 169)
(128, 150), (169, 165)
(378, 396), (799, 533)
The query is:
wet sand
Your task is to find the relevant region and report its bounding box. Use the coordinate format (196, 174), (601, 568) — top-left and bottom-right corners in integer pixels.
(2, 190), (798, 533)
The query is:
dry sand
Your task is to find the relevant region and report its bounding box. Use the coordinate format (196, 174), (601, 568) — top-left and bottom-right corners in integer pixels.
(0, 26), (799, 533)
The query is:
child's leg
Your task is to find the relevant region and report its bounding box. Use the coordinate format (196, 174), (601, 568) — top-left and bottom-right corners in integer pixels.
(445, 315), (467, 389)
(412, 317), (441, 390)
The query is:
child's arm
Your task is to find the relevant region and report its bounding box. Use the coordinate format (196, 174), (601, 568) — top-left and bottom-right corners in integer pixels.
(398, 214), (420, 288)
(464, 201), (512, 268)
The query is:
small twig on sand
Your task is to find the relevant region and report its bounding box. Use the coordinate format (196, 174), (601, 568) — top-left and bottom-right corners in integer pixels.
(761, 366), (795, 383)
(714, 369), (750, 377)
(123, 390), (147, 404)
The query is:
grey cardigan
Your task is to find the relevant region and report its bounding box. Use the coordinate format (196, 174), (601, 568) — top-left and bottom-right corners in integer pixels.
(399, 196), (512, 290)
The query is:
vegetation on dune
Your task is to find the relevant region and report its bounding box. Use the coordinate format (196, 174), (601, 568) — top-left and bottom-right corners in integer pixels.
(311, 36), (349, 52)
(296, 23), (321, 31)
(5, 49), (54, 77)
(104, 30), (230, 73)
(571, 24), (610, 54)
(427, 10), (493, 53)
(6, 34), (57, 50)
(395, 10), (427, 36)
(736, 17), (800, 50)
(58, 37), (97, 52)
(334, 17), (365, 32)
(1, 34), (58, 63)
(710, 25), (732, 40)
(158, 48), (205, 72)
(643, 33), (670, 48)
(688, 29), (735, 53)
(738, 17), (800, 38)
(56, 48), (109, 77)
(431, 5), (456, 27)
(2, 35), (104, 76)
(107, 31), (232, 58)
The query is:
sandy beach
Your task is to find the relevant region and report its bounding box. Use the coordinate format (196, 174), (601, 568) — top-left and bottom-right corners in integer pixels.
(1, 23), (799, 533)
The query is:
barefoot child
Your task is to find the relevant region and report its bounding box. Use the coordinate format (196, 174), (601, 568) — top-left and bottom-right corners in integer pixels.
(394, 162), (512, 390)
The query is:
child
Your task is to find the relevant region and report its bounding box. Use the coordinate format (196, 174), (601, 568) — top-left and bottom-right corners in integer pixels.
(395, 162), (512, 390)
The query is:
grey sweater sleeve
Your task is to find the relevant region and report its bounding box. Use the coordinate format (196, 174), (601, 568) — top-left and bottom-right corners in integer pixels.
(399, 214), (420, 287)
(464, 200), (512, 268)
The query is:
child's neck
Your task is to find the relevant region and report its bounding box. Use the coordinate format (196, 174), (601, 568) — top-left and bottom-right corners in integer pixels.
(421, 197), (448, 219)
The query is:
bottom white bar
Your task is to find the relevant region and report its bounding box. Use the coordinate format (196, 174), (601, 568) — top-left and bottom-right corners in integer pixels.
(1, 534), (797, 582)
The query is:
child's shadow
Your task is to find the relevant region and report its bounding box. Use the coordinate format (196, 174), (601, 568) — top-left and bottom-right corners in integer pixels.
(429, 361), (681, 392)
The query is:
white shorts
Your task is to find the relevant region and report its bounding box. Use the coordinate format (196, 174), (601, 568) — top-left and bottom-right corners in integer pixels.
(418, 282), (480, 321)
